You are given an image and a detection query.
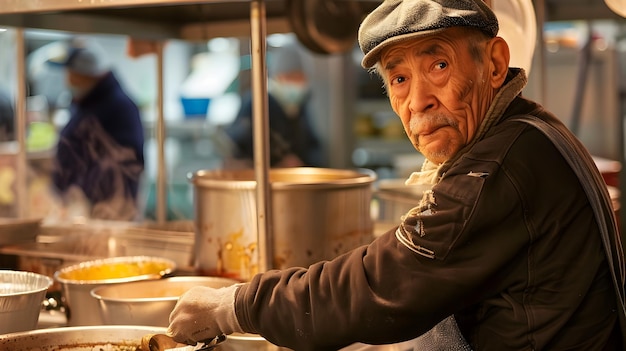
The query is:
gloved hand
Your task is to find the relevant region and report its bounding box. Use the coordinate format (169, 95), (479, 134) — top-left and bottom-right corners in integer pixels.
(167, 283), (244, 345)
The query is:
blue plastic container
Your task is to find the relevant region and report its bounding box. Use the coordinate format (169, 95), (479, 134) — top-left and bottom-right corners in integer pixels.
(181, 97), (211, 119)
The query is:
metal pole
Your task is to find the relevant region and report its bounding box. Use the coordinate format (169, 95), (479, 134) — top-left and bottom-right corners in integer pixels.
(15, 28), (27, 218)
(155, 41), (167, 223)
(250, 0), (273, 273)
(534, 0), (548, 105)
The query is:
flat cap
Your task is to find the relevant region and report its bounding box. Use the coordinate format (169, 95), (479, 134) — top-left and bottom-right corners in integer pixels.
(358, 0), (499, 68)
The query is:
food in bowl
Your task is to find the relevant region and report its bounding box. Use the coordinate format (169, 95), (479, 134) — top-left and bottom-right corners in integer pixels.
(0, 325), (167, 350)
(57, 257), (174, 281)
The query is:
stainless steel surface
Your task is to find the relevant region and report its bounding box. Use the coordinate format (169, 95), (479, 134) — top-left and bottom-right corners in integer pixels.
(374, 180), (429, 223)
(250, 0), (272, 275)
(0, 325), (167, 350)
(0, 0), (617, 39)
(0, 221), (197, 293)
(220, 333), (291, 351)
(54, 255), (176, 326)
(0, 325), (412, 351)
(116, 221), (195, 270)
(0, 270), (52, 334)
(156, 41), (167, 224)
(0, 0), (294, 40)
(0, 218), (41, 245)
(189, 167), (376, 281)
(15, 28), (27, 218)
(90, 276), (239, 327)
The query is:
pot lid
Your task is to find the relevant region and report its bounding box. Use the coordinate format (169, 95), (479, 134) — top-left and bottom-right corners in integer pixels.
(287, 0), (363, 55)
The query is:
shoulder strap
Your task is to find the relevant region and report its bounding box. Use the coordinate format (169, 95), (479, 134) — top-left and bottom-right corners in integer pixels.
(511, 115), (626, 345)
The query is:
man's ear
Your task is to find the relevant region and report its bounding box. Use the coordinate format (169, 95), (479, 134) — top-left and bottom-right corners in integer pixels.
(487, 37), (510, 88)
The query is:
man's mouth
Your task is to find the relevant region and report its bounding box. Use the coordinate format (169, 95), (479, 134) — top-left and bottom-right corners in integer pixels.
(418, 124), (446, 137)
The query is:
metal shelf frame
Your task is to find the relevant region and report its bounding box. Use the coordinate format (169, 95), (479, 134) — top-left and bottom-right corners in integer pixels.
(0, 0), (279, 272)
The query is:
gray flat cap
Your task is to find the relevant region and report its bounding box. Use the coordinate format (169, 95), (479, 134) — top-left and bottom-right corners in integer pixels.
(358, 0), (499, 68)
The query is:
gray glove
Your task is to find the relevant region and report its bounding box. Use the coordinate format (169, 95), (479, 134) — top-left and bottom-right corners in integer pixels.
(167, 284), (244, 345)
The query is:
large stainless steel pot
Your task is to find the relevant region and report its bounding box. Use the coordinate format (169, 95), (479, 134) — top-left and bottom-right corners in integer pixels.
(189, 167), (376, 280)
(0, 325), (166, 350)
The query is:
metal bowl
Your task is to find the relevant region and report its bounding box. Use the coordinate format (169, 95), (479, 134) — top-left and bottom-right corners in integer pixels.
(91, 276), (240, 327)
(221, 333), (292, 351)
(0, 325), (167, 350)
(0, 270), (53, 334)
(54, 256), (176, 326)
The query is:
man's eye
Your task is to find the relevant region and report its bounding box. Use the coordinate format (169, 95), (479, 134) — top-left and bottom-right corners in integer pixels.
(435, 62), (447, 70)
(393, 76), (406, 84)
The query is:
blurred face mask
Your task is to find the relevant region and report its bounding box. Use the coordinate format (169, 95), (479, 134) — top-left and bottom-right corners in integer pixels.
(68, 84), (89, 100)
(270, 80), (308, 117)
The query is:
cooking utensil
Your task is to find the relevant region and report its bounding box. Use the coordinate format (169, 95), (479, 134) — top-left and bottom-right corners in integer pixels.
(189, 167), (376, 281)
(286, 0), (364, 54)
(141, 333), (226, 351)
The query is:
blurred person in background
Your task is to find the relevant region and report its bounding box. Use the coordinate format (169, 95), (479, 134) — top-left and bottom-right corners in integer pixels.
(49, 38), (144, 220)
(223, 42), (322, 168)
(0, 87), (14, 142)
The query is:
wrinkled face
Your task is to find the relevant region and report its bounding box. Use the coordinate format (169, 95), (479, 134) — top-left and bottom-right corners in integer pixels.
(379, 28), (495, 164)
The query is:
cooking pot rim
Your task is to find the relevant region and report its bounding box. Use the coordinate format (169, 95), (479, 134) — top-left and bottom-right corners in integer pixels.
(89, 276), (240, 303)
(54, 255), (176, 284)
(188, 167), (376, 189)
(0, 270), (53, 296)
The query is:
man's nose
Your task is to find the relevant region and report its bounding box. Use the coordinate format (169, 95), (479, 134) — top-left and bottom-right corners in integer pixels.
(408, 80), (436, 114)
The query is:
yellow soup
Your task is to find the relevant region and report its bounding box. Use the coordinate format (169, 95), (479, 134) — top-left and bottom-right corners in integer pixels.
(61, 261), (171, 281)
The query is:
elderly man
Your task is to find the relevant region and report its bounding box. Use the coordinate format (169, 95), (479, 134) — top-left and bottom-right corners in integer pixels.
(168, 0), (625, 349)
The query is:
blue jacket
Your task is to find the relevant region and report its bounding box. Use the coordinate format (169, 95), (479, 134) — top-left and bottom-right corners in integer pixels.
(52, 71), (144, 219)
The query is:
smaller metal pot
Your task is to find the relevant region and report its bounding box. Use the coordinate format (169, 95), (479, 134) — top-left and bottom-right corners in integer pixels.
(0, 270), (52, 334)
(91, 276), (240, 327)
(374, 179), (430, 222)
(221, 333), (292, 351)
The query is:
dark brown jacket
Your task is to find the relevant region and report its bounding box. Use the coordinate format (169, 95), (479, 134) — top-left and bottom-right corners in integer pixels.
(235, 69), (624, 350)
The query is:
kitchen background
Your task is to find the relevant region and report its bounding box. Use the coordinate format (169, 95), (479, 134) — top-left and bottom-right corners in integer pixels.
(0, 0), (623, 336)
(0, 1), (624, 222)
